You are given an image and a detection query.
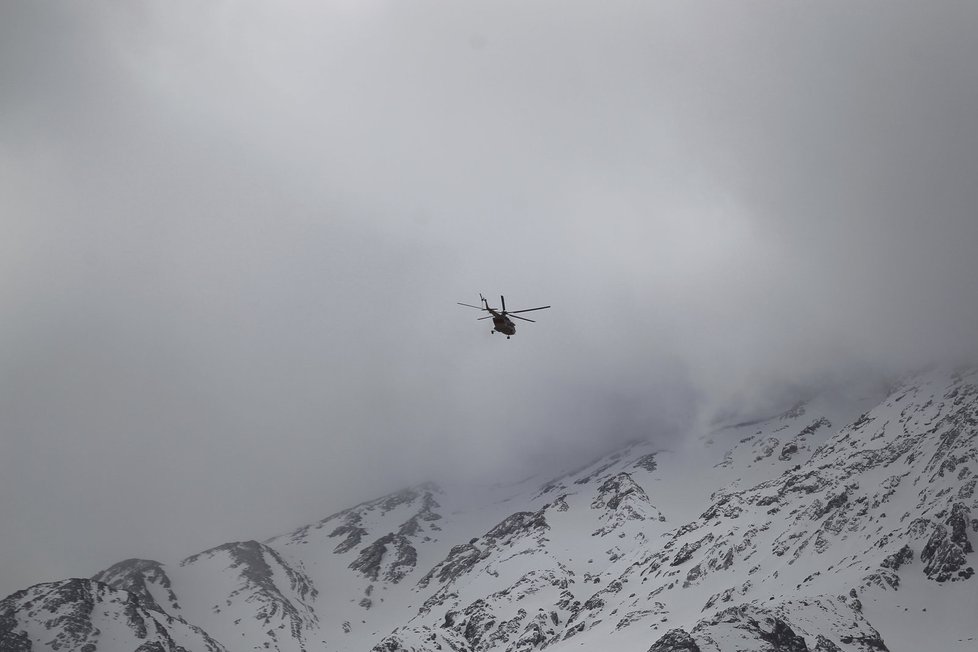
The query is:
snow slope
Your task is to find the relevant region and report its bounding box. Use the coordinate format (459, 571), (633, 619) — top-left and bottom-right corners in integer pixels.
(2, 368), (976, 651)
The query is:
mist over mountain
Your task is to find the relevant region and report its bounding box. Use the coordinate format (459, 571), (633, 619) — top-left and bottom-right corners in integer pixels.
(2, 2), (978, 643)
(3, 367), (977, 651)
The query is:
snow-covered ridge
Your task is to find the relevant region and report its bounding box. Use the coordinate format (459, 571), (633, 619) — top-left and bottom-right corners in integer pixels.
(0, 578), (226, 652)
(2, 368), (976, 651)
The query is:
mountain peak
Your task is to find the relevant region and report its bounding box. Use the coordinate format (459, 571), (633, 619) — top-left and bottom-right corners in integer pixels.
(3, 367), (976, 651)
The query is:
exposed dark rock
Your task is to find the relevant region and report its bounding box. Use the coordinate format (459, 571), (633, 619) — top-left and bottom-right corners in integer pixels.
(0, 596), (33, 652)
(921, 503), (974, 582)
(683, 564), (703, 588)
(861, 570), (900, 591)
(0, 579), (226, 652)
(7, 370), (978, 652)
(330, 521), (368, 554)
(420, 543), (488, 588)
(648, 627), (701, 652)
(880, 545), (914, 571)
(421, 508), (550, 589)
(398, 491), (444, 537)
(813, 635), (843, 652)
(947, 503), (974, 553)
(591, 472), (660, 535)
(594, 473), (646, 512)
(510, 613), (556, 652)
(372, 635), (406, 651)
(91, 558), (176, 613)
(779, 443), (799, 461)
(486, 510), (549, 541)
(671, 534), (714, 566)
(757, 617), (809, 651)
(349, 533), (418, 583)
(815, 492), (849, 520)
(583, 594), (605, 611)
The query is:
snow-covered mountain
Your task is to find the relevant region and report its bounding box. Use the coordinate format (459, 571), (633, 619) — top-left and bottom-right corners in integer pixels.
(3, 368), (976, 651)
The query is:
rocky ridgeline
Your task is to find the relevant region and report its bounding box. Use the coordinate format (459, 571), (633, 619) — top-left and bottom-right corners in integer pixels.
(91, 558), (181, 614)
(180, 539), (319, 646)
(649, 597), (886, 652)
(0, 579), (226, 652)
(1, 369), (975, 651)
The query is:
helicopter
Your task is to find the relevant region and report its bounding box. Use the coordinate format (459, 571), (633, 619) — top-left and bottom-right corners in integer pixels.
(458, 294), (550, 338)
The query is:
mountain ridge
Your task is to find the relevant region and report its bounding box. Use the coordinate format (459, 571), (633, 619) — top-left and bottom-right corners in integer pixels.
(2, 367), (976, 651)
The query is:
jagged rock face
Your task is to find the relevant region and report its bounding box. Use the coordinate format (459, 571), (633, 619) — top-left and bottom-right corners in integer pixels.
(278, 484), (443, 548)
(278, 484), (444, 594)
(349, 533), (419, 583)
(920, 502), (975, 582)
(329, 514), (369, 554)
(2, 369), (976, 652)
(92, 558), (180, 613)
(670, 599), (888, 652)
(648, 628), (701, 652)
(880, 545), (913, 571)
(0, 579), (226, 652)
(631, 368), (978, 607)
(591, 472), (665, 536)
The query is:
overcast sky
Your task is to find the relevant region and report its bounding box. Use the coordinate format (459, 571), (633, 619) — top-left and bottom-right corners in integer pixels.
(2, 1), (977, 597)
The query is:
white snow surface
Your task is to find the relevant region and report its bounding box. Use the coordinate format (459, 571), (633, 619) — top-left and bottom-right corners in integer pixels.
(2, 367), (977, 651)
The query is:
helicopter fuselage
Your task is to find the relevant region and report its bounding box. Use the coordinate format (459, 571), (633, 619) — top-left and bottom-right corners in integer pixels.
(458, 294), (549, 339)
(490, 313), (516, 336)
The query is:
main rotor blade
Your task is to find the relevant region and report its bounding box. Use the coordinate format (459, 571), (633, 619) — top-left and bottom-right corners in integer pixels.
(500, 295), (506, 312)
(458, 302), (488, 310)
(477, 315), (493, 320)
(507, 305), (551, 314)
(509, 314), (536, 323)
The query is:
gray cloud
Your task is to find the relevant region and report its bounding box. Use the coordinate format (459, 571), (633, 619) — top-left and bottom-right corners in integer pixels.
(2, 1), (977, 595)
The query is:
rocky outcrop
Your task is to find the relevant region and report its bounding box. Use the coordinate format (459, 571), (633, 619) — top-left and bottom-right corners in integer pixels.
(0, 579), (226, 652)
(648, 628), (701, 652)
(591, 472), (664, 535)
(420, 509), (550, 588)
(349, 532), (419, 583)
(92, 558), (179, 613)
(686, 599), (887, 652)
(880, 545), (913, 571)
(3, 368), (976, 652)
(920, 503), (975, 581)
(329, 512), (369, 553)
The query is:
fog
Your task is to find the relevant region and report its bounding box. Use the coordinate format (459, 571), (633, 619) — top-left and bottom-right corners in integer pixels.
(2, 1), (977, 597)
